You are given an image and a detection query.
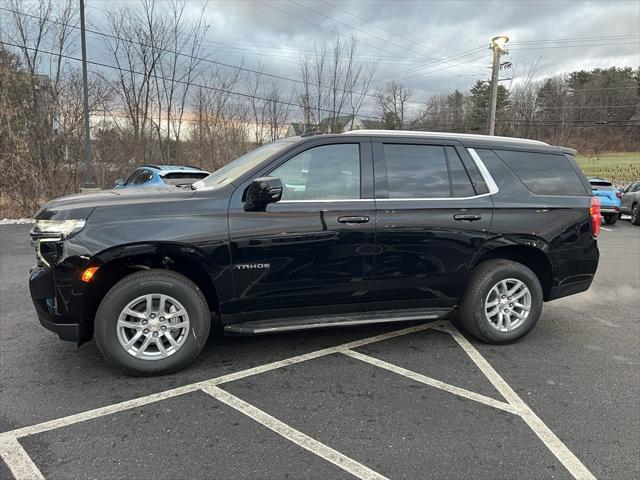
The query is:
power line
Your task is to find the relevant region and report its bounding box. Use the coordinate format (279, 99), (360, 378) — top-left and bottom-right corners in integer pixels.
(318, 0), (485, 75)
(288, 0), (437, 62)
(254, 0), (425, 61)
(0, 5), (488, 111)
(509, 42), (639, 51)
(287, 0), (485, 77)
(0, 39), (384, 121)
(376, 46), (489, 82)
(510, 34), (640, 44)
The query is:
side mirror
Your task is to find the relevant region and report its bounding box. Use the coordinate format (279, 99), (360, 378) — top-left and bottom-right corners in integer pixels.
(114, 179), (125, 188)
(244, 177), (283, 212)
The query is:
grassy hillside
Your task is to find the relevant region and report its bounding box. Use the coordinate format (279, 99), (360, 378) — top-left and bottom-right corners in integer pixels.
(576, 152), (640, 185)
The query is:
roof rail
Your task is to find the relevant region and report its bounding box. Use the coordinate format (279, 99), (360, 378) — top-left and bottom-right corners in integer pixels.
(342, 129), (549, 146)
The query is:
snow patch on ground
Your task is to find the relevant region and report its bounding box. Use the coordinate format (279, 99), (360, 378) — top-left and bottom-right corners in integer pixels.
(0, 218), (35, 225)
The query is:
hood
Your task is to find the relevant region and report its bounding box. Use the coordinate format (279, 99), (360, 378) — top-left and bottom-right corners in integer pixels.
(35, 186), (196, 220)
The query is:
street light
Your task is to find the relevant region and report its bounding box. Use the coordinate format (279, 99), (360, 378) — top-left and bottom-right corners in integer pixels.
(488, 34), (510, 135)
(491, 35), (510, 50)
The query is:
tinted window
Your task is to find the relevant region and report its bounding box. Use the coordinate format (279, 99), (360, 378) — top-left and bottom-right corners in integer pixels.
(589, 180), (615, 191)
(493, 150), (588, 196)
(460, 151), (489, 194)
(446, 146), (475, 197)
(383, 144), (449, 198)
(271, 144), (360, 200)
(162, 172), (209, 186)
(125, 170), (142, 185)
(135, 169), (153, 185)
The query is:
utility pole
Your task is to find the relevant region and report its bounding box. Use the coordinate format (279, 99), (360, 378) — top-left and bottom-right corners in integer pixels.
(80, 0), (97, 190)
(488, 35), (509, 136)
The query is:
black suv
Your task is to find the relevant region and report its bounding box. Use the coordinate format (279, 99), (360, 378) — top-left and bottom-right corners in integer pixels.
(29, 131), (600, 375)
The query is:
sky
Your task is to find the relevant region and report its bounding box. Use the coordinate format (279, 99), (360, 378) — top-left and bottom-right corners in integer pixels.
(13, 0), (640, 118)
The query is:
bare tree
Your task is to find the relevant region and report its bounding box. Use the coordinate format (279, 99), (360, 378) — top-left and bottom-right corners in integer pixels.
(375, 81), (413, 129)
(245, 64), (292, 144)
(297, 34), (376, 133)
(0, 0), (80, 213)
(101, 1), (165, 163)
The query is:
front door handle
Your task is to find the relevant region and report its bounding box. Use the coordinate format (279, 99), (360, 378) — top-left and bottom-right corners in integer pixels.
(338, 216), (370, 224)
(454, 214), (482, 222)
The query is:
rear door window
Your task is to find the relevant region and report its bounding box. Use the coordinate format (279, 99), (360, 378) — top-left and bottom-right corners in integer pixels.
(493, 150), (588, 196)
(383, 144), (450, 198)
(445, 147), (476, 197)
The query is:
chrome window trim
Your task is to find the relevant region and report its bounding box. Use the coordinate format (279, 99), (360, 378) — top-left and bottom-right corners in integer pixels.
(376, 193), (492, 201)
(272, 147), (499, 203)
(278, 199), (373, 203)
(467, 147), (499, 195)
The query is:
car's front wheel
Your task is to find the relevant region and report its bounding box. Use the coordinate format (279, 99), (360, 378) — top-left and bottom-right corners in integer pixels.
(458, 260), (543, 344)
(94, 269), (211, 376)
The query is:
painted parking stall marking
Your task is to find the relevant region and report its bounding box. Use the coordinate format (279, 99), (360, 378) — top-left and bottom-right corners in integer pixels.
(0, 320), (595, 480)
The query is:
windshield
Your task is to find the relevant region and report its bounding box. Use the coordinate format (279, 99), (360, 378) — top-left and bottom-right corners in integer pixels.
(199, 140), (296, 189)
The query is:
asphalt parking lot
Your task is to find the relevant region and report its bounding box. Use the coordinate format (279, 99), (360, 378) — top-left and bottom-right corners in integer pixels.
(1, 221), (638, 479)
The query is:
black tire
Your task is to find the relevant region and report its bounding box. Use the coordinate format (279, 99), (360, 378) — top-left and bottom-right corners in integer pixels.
(458, 260), (543, 344)
(94, 269), (211, 376)
(604, 214), (618, 225)
(632, 204), (640, 226)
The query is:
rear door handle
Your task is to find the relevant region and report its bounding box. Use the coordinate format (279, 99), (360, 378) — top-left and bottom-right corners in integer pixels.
(338, 216), (370, 224)
(454, 214), (482, 222)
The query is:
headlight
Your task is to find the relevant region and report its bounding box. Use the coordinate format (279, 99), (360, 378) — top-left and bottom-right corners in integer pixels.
(32, 219), (86, 239)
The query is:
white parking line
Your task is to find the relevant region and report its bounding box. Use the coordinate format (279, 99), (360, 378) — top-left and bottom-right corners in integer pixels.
(0, 322), (442, 480)
(601, 227), (613, 232)
(0, 319), (595, 480)
(438, 324), (597, 480)
(340, 349), (519, 414)
(202, 384), (388, 480)
(0, 437), (45, 480)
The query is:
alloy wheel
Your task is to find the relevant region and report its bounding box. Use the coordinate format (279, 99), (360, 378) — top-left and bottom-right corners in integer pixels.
(484, 278), (531, 332)
(116, 294), (190, 360)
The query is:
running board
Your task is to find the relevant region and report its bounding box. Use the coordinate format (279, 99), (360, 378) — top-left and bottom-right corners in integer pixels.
(223, 308), (452, 335)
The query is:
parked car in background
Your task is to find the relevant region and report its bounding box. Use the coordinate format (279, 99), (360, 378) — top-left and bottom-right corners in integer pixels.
(588, 177), (621, 225)
(620, 180), (640, 225)
(114, 165), (209, 189)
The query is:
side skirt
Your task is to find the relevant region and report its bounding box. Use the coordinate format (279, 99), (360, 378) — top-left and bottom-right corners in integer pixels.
(223, 307), (453, 335)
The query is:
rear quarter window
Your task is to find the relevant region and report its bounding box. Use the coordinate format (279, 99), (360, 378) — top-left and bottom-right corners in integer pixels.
(492, 149), (588, 196)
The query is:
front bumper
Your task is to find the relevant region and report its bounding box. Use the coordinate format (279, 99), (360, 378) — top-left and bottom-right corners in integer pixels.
(29, 263), (85, 343)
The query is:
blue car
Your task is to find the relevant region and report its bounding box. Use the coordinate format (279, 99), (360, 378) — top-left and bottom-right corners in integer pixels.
(114, 165), (209, 190)
(589, 177), (622, 225)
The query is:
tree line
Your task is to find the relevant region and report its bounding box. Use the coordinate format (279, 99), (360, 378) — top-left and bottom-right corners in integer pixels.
(0, 0), (638, 217)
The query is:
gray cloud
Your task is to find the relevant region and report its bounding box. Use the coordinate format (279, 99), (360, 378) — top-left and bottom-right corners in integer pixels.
(85, 0), (639, 115)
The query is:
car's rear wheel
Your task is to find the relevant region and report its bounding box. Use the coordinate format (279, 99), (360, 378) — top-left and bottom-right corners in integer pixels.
(94, 269), (211, 376)
(604, 214), (618, 225)
(632, 204), (640, 225)
(458, 260), (543, 344)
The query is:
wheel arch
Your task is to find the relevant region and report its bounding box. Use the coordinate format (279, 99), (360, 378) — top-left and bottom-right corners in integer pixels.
(80, 242), (224, 342)
(471, 242), (553, 300)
